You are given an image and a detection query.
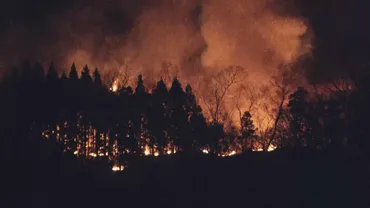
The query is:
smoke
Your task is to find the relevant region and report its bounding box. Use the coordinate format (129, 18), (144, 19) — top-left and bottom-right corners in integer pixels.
(0, 0), (310, 78)
(201, 0), (310, 79)
(0, 0), (313, 126)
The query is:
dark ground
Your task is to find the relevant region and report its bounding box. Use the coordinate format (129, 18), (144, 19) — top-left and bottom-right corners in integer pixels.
(2, 136), (370, 208)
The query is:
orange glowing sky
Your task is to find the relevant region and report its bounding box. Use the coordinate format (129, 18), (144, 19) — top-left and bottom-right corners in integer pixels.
(64, 0), (311, 129)
(0, 0), (313, 128)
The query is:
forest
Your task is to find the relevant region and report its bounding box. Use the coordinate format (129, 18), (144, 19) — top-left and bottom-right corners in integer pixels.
(2, 62), (370, 156)
(2, 61), (370, 207)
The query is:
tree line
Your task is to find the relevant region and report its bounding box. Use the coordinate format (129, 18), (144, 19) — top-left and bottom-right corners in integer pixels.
(1, 61), (370, 165)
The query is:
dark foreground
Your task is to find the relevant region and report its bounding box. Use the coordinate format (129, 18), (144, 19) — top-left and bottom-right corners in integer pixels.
(2, 137), (370, 208)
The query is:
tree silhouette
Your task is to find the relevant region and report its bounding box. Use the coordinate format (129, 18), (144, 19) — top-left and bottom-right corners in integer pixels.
(60, 71), (68, 81)
(168, 77), (188, 153)
(65, 63), (80, 153)
(93, 68), (102, 87)
(148, 79), (169, 154)
(8, 60), (370, 169)
(133, 74), (150, 154)
(45, 63), (60, 135)
(184, 84), (201, 152)
(208, 122), (224, 154)
(266, 67), (294, 150)
(189, 108), (208, 152)
(68, 63), (79, 81)
(203, 66), (246, 123)
(240, 111), (256, 151)
(81, 65), (92, 84)
(288, 87), (311, 147)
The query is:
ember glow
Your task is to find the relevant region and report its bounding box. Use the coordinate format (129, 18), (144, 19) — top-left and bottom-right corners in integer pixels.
(42, 119), (277, 171)
(256, 145), (277, 152)
(112, 165), (125, 172)
(110, 79), (119, 92)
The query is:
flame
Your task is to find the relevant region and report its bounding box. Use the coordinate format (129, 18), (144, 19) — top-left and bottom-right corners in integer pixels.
(221, 150), (238, 157)
(112, 165), (124, 172)
(267, 144), (277, 152)
(144, 146), (151, 156)
(40, 120), (280, 174)
(254, 144), (276, 152)
(89, 152), (97, 158)
(202, 149), (209, 154)
(228, 150), (237, 156)
(110, 80), (119, 92)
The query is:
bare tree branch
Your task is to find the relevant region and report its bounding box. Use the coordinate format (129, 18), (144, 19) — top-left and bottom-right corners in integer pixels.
(207, 66), (247, 123)
(266, 66), (295, 150)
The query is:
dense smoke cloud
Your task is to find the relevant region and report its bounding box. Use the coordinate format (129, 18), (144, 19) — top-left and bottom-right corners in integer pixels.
(1, 0), (369, 85)
(0, 0), (311, 82)
(201, 0), (310, 79)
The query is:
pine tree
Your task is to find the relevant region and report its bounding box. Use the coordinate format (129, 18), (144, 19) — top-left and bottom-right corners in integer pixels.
(66, 63), (79, 151)
(135, 74), (146, 95)
(68, 63), (79, 81)
(45, 63), (60, 129)
(168, 77), (188, 152)
(184, 84), (202, 152)
(148, 79), (169, 154)
(185, 84), (198, 115)
(60, 71), (68, 81)
(80, 65), (92, 84)
(93, 68), (102, 86)
(133, 74), (149, 154)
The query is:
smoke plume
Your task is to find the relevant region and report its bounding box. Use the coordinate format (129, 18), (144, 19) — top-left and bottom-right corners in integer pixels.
(0, 0), (310, 79)
(0, 0), (315, 126)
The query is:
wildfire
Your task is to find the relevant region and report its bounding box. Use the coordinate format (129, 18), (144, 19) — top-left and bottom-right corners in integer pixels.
(267, 145), (277, 152)
(143, 145), (160, 156)
(112, 165), (125, 172)
(254, 144), (277, 152)
(89, 152), (97, 158)
(225, 150), (237, 157)
(220, 150), (239, 157)
(41, 123), (279, 173)
(144, 146), (150, 156)
(110, 80), (119, 92)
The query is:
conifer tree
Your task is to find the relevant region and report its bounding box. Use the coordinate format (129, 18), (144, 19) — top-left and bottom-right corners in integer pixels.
(68, 63), (79, 81)
(148, 79), (169, 154)
(80, 65), (92, 84)
(93, 68), (102, 86)
(240, 111), (256, 151)
(168, 77), (188, 152)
